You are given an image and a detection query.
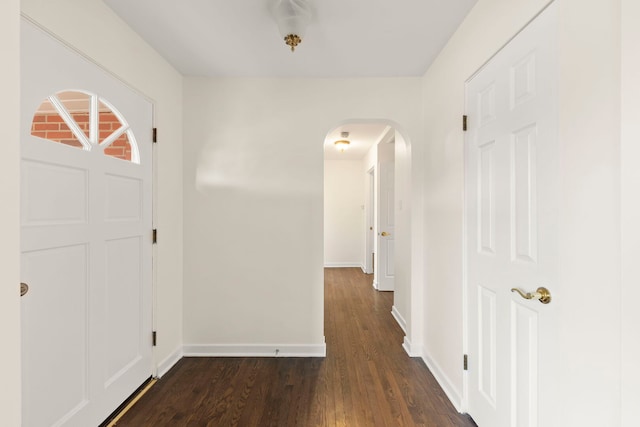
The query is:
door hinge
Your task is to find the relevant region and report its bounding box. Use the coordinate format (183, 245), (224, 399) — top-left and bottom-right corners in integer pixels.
(463, 115), (468, 132)
(152, 229), (158, 244)
(152, 127), (157, 143)
(152, 331), (157, 346)
(464, 354), (468, 371)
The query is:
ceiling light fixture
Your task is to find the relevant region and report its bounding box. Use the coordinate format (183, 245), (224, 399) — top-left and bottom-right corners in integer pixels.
(270, 0), (313, 52)
(334, 131), (351, 152)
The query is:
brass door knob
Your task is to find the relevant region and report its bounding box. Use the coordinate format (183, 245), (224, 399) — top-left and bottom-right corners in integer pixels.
(511, 287), (551, 304)
(381, 231), (390, 237)
(20, 282), (29, 297)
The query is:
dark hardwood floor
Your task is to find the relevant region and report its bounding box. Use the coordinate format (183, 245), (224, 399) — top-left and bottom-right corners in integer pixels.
(115, 267), (477, 426)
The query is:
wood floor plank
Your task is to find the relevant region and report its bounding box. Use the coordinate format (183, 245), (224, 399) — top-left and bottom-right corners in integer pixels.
(115, 268), (477, 426)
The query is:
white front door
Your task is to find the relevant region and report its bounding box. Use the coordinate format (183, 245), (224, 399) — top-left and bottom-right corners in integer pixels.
(20, 21), (153, 427)
(376, 137), (395, 291)
(465, 3), (558, 427)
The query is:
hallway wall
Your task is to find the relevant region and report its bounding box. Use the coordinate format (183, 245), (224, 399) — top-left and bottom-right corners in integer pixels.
(620, 0), (640, 424)
(182, 77), (421, 353)
(393, 131), (413, 336)
(0, 0), (21, 424)
(420, 0), (622, 424)
(324, 159), (365, 268)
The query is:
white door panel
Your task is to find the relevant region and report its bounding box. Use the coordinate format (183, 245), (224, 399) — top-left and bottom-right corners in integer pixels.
(21, 20), (153, 427)
(466, 4), (558, 427)
(376, 139), (395, 291)
(21, 245), (90, 427)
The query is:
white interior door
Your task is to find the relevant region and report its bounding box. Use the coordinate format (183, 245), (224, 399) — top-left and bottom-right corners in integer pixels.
(20, 21), (153, 427)
(465, 3), (558, 427)
(376, 138), (395, 291)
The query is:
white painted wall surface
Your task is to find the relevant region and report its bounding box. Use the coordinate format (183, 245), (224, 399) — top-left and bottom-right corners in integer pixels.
(324, 160), (365, 268)
(393, 131), (412, 333)
(363, 143), (377, 172)
(0, 0), (21, 424)
(621, 1), (640, 425)
(21, 0), (185, 372)
(554, 1), (620, 424)
(183, 77), (421, 350)
(421, 0), (623, 423)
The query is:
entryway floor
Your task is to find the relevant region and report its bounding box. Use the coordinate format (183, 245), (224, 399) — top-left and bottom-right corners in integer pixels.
(115, 267), (477, 426)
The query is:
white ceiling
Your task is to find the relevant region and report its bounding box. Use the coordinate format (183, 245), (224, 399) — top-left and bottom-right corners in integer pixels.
(103, 0), (476, 159)
(104, 0), (477, 78)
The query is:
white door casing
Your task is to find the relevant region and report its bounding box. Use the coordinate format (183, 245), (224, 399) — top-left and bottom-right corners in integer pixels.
(376, 136), (395, 291)
(21, 21), (153, 427)
(365, 167), (375, 274)
(465, 3), (558, 427)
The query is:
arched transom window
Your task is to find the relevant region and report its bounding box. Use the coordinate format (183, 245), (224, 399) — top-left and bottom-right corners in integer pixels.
(31, 90), (140, 163)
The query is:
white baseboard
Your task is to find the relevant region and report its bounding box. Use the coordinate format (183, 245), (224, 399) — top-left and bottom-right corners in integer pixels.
(391, 305), (407, 333)
(372, 280), (378, 290)
(324, 262), (362, 268)
(155, 341), (326, 377)
(156, 345), (184, 378)
(183, 342), (327, 358)
(422, 351), (463, 412)
(402, 337), (423, 357)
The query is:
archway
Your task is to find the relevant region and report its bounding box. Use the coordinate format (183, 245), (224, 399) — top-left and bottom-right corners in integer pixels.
(322, 119), (420, 354)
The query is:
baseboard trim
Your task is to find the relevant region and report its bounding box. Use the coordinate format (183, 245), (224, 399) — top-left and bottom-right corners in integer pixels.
(422, 351), (463, 412)
(391, 305), (407, 333)
(402, 337), (423, 357)
(324, 262), (362, 268)
(157, 346), (184, 378)
(183, 342), (327, 358)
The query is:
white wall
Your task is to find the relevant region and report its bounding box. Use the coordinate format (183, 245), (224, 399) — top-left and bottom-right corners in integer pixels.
(183, 77), (421, 353)
(393, 131), (412, 333)
(620, 0), (639, 425)
(0, 0), (22, 424)
(324, 160), (365, 268)
(554, 1), (620, 425)
(363, 139), (378, 172)
(421, 0), (623, 423)
(21, 0), (185, 373)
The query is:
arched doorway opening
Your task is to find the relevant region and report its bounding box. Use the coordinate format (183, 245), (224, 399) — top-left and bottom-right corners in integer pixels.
(322, 119), (419, 354)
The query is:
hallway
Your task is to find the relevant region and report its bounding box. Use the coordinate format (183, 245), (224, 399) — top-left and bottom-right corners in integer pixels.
(114, 268), (476, 426)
